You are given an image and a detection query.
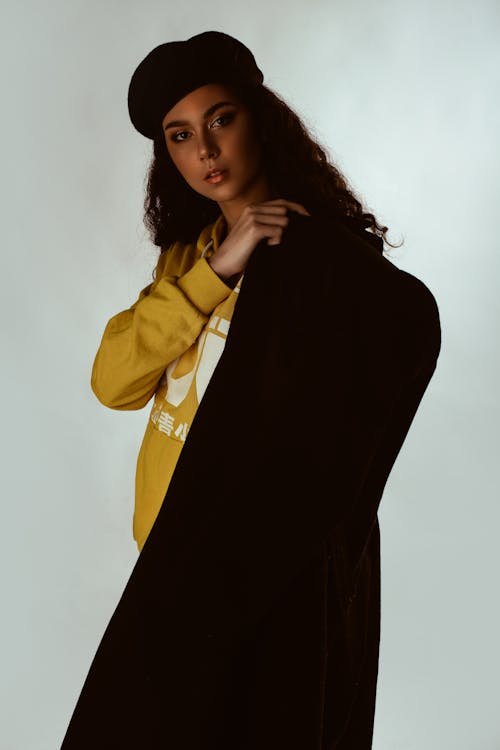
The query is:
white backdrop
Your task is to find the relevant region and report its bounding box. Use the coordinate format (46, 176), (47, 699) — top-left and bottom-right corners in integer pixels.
(1, 1), (499, 748)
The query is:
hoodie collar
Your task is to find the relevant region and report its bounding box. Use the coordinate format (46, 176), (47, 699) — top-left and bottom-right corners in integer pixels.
(196, 213), (227, 257)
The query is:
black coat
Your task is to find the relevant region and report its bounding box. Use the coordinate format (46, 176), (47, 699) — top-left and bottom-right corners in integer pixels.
(61, 211), (441, 749)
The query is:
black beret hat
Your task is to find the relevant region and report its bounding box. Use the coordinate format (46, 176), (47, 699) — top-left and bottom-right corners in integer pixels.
(127, 30), (264, 140)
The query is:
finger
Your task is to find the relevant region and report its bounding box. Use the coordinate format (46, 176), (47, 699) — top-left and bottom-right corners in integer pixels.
(252, 203), (291, 214)
(285, 201), (311, 215)
(260, 199), (311, 216)
(254, 203), (309, 217)
(254, 215), (289, 226)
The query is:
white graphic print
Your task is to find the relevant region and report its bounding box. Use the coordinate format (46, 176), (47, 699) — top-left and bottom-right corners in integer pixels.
(194, 325), (226, 403)
(163, 314), (229, 408)
(162, 331), (208, 408)
(151, 275), (241, 442)
(174, 422), (188, 441)
(158, 411), (175, 436)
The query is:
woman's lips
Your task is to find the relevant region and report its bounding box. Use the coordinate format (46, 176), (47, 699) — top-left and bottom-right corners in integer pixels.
(205, 170), (228, 184)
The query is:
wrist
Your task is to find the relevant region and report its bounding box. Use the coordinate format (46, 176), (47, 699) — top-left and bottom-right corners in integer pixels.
(207, 254), (236, 281)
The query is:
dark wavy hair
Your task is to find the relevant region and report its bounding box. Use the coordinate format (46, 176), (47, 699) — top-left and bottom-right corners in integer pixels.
(143, 81), (402, 256)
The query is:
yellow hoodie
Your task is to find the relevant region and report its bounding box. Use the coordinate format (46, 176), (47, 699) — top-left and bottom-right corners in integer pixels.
(91, 214), (243, 551)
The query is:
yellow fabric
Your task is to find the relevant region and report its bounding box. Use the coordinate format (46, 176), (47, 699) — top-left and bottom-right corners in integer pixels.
(91, 213), (244, 551)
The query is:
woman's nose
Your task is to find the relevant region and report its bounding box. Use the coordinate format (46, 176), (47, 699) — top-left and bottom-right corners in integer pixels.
(198, 133), (219, 160)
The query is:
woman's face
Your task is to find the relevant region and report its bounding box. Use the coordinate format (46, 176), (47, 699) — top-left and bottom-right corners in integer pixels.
(162, 83), (269, 206)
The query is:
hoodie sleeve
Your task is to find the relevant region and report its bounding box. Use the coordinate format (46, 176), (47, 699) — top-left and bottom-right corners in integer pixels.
(90, 249), (233, 411)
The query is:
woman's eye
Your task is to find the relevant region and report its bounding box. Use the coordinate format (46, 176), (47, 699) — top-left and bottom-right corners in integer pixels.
(172, 130), (189, 143)
(171, 112), (234, 143)
(213, 113), (233, 127)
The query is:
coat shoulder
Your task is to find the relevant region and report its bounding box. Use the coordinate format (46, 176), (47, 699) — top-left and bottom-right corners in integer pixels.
(397, 267), (440, 323)
(284, 212), (442, 368)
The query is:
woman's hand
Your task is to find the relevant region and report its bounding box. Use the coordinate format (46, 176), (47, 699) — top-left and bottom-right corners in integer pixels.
(208, 199), (311, 280)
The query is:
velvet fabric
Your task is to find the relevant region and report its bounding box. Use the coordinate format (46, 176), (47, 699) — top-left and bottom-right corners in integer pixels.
(61, 212), (441, 749)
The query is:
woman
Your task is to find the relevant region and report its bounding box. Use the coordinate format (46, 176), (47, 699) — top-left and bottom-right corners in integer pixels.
(62, 31), (441, 749)
(92, 31), (398, 557)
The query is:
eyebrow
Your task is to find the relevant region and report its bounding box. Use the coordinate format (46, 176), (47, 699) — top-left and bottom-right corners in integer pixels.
(163, 100), (236, 130)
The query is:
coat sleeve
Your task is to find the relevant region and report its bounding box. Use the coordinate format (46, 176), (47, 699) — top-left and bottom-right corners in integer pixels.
(90, 250), (234, 410)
